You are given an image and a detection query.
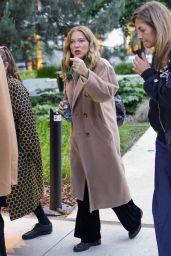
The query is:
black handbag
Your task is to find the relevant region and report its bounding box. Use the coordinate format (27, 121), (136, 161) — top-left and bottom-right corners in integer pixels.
(63, 95), (126, 127)
(114, 94), (126, 127)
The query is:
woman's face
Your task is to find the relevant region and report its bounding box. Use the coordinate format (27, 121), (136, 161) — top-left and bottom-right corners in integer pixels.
(134, 18), (156, 48)
(70, 31), (89, 58)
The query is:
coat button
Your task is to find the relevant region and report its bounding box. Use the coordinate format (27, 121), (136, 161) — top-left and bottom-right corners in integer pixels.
(85, 132), (90, 136)
(83, 113), (88, 118)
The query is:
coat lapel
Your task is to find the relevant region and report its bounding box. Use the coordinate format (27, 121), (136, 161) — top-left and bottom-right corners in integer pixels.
(71, 76), (84, 110)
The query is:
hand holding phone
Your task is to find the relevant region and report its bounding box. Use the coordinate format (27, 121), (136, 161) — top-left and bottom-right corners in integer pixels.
(136, 49), (145, 59)
(132, 52), (150, 75)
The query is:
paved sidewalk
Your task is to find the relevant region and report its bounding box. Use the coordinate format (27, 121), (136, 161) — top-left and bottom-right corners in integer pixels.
(3, 127), (158, 256)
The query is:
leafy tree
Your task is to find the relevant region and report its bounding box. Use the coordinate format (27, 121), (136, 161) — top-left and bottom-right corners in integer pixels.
(0, 0), (126, 64)
(36, 0), (125, 49)
(121, 0), (171, 35)
(0, 0), (37, 64)
(101, 45), (127, 62)
(1, 0), (171, 64)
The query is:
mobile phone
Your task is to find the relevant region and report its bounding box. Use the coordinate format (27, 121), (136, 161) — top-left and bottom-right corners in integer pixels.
(136, 49), (144, 59)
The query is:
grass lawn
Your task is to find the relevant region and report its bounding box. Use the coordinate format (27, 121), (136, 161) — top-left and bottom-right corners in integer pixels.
(36, 117), (149, 184)
(119, 121), (149, 155)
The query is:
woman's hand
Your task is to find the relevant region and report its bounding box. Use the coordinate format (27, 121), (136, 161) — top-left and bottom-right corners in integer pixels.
(57, 100), (68, 116)
(132, 53), (151, 75)
(70, 57), (89, 78)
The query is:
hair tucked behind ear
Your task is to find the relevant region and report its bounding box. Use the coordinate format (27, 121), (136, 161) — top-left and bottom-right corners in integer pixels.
(0, 46), (21, 81)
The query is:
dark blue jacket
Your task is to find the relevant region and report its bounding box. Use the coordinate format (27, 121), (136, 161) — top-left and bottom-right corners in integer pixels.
(141, 58), (171, 144)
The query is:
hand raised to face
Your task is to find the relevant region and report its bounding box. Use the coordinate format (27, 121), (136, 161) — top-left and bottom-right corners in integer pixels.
(70, 57), (89, 78)
(132, 52), (151, 75)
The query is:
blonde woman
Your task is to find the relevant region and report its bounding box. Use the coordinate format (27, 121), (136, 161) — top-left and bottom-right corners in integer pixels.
(132, 2), (171, 255)
(0, 56), (18, 256)
(59, 26), (142, 252)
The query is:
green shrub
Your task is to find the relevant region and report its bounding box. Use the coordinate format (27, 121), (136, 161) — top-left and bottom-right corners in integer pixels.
(19, 66), (62, 80)
(31, 89), (63, 107)
(36, 66), (61, 78)
(115, 63), (133, 74)
(33, 103), (57, 118)
(20, 70), (37, 80)
(118, 78), (146, 114)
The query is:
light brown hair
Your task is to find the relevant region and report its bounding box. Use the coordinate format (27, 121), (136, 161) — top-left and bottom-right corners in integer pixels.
(61, 26), (100, 80)
(132, 1), (171, 70)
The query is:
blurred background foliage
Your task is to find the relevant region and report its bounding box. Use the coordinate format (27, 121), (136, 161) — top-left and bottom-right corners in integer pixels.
(0, 0), (170, 66)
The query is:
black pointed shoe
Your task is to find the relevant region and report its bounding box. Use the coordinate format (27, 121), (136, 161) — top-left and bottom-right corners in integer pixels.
(22, 223), (52, 240)
(73, 239), (101, 252)
(129, 209), (143, 239)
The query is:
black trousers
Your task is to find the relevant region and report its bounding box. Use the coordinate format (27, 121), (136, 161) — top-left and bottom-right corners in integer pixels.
(74, 185), (141, 243)
(0, 213), (7, 256)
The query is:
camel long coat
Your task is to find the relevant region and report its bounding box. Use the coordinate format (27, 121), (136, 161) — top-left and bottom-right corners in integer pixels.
(65, 58), (131, 212)
(0, 58), (18, 196)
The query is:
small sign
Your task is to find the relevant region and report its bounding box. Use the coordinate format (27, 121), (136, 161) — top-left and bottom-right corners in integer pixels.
(54, 115), (61, 122)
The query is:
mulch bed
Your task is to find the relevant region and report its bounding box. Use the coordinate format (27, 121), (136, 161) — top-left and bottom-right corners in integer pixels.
(41, 179), (76, 208)
(1, 180), (76, 214)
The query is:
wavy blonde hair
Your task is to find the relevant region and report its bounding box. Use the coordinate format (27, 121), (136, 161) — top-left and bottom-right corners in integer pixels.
(61, 26), (100, 80)
(132, 1), (171, 71)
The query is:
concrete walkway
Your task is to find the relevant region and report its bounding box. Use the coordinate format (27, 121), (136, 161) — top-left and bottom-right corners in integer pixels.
(3, 127), (158, 256)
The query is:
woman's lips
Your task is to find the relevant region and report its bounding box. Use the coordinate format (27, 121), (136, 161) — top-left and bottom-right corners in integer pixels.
(75, 51), (81, 55)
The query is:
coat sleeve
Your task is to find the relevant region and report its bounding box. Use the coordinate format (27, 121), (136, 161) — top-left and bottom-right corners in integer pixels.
(8, 79), (42, 159)
(80, 60), (119, 103)
(142, 68), (171, 109)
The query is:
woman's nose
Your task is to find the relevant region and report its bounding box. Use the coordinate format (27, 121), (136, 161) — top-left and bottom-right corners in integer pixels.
(74, 41), (79, 47)
(137, 32), (143, 40)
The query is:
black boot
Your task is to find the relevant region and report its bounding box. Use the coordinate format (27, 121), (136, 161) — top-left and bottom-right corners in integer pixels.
(0, 214), (7, 256)
(129, 209), (143, 239)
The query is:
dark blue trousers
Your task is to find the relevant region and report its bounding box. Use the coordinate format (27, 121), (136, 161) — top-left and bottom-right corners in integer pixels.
(153, 139), (171, 256)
